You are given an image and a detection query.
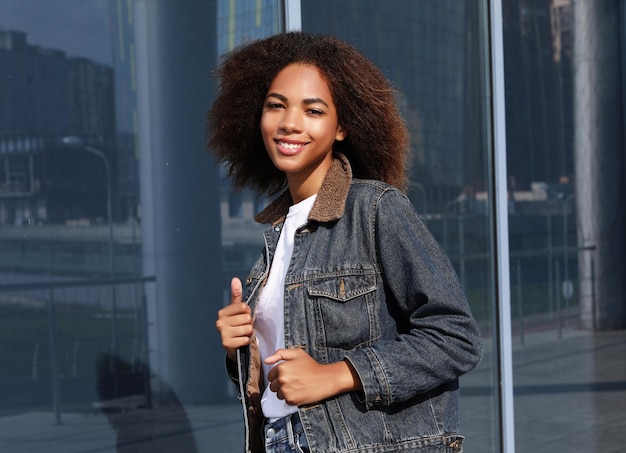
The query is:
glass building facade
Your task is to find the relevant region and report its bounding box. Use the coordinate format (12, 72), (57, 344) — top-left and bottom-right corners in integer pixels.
(0, 1), (624, 452)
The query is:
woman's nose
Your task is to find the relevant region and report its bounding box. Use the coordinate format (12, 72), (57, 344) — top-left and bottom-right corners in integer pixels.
(279, 109), (302, 133)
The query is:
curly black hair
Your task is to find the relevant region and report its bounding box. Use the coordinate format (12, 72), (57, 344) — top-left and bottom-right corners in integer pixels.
(207, 31), (410, 195)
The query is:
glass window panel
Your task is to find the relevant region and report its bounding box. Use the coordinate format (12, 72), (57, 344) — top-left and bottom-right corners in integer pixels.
(0, 1), (282, 451)
(503, 0), (626, 451)
(301, 1), (499, 452)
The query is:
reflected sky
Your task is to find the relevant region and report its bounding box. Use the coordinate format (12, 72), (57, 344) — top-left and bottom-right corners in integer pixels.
(0, 0), (112, 64)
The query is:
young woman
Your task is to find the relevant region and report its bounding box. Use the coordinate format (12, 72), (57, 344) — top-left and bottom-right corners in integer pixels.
(210, 32), (482, 453)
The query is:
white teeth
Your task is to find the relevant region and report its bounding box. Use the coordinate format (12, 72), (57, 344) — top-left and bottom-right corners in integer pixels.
(278, 141), (302, 149)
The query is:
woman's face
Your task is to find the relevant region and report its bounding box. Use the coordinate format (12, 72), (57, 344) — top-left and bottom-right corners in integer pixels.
(260, 63), (345, 200)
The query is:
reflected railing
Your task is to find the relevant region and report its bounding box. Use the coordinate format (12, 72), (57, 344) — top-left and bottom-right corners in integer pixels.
(0, 275), (155, 425)
(424, 202), (586, 346)
(509, 245), (594, 345)
(443, 239), (594, 346)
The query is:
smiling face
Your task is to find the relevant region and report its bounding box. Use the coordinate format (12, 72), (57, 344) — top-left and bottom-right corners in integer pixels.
(260, 63), (346, 203)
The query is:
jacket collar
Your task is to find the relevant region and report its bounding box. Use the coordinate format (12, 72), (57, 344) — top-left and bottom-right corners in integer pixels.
(254, 153), (352, 225)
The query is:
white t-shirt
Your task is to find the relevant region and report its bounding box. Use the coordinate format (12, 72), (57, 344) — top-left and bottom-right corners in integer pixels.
(255, 194), (316, 421)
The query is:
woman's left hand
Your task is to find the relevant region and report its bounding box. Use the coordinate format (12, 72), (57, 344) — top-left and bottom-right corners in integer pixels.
(265, 348), (362, 406)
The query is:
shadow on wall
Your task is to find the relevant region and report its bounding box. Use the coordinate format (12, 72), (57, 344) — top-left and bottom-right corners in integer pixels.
(95, 353), (199, 452)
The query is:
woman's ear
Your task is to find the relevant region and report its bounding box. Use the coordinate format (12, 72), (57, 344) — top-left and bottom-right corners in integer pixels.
(335, 125), (347, 142)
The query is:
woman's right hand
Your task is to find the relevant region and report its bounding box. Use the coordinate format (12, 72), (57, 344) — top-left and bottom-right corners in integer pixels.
(215, 277), (253, 361)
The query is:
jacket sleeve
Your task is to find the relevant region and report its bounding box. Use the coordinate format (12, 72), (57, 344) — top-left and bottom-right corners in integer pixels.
(344, 188), (482, 408)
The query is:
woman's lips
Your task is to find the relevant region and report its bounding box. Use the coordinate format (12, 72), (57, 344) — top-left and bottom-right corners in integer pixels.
(275, 139), (307, 156)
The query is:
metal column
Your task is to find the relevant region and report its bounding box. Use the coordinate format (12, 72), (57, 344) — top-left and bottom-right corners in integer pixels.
(573, 0), (626, 330)
(134, 0), (224, 403)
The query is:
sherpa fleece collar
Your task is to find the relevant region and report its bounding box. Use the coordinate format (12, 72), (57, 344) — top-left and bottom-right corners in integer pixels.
(254, 153), (352, 225)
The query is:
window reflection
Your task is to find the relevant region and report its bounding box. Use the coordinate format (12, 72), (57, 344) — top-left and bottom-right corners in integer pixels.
(504, 0), (626, 452)
(0, 1), (279, 452)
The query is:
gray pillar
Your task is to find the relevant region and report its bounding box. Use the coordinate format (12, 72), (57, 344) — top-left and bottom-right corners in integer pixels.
(134, 0), (225, 403)
(573, 0), (626, 330)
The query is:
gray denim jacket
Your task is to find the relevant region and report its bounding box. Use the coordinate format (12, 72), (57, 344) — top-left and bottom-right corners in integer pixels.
(231, 153), (482, 453)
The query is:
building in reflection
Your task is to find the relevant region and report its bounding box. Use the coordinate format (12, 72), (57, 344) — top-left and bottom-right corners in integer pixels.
(109, 0), (140, 222)
(502, 0), (574, 190)
(0, 30), (115, 225)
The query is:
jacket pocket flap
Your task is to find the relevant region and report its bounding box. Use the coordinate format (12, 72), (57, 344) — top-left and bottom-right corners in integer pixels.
(306, 274), (376, 302)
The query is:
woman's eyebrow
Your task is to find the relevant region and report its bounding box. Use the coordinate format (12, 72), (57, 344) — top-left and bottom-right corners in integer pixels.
(303, 97), (329, 107)
(265, 92), (329, 108)
(265, 92), (287, 102)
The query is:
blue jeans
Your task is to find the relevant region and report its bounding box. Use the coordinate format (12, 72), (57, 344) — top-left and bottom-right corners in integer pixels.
(264, 413), (309, 453)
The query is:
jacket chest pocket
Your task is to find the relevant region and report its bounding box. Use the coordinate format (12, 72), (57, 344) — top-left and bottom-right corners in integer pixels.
(306, 273), (379, 350)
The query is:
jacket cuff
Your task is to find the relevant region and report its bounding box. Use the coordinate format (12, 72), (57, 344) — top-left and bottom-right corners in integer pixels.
(225, 354), (242, 399)
(344, 349), (391, 408)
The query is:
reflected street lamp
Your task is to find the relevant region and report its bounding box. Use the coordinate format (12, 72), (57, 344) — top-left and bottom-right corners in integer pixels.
(61, 136), (114, 277)
(60, 136), (119, 397)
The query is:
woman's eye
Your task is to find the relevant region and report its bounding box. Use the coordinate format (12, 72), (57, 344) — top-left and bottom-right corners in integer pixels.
(266, 102), (283, 109)
(307, 109), (324, 116)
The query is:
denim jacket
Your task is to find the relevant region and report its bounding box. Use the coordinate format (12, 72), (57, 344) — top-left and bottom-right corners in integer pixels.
(231, 153), (482, 453)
